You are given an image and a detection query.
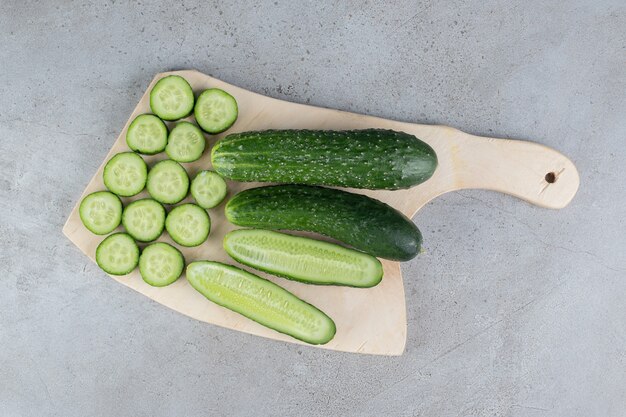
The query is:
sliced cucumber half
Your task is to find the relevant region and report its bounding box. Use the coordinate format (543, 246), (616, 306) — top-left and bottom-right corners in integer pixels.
(79, 191), (123, 235)
(186, 261), (336, 345)
(126, 114), (168, 154)
(223, 229), (383, 287)
(139, 242), (185, 287)
(194, 88), (238, 134)
(165, 122), (206, 162)
(165, 203), (210, 247)
(190, 170), (227, 209)
(96, 233), (139, 275)
(150, 75), (195, 120)
(103, 152), (148, 197)
(146, 160), (189, 204)
(122, 198), (166, 242)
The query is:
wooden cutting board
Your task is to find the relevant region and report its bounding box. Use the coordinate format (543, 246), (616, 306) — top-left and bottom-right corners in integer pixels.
(63, 70), (579, 355)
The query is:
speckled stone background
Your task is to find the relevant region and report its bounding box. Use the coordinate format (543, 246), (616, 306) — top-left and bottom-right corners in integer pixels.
(1, 1), (625, 416)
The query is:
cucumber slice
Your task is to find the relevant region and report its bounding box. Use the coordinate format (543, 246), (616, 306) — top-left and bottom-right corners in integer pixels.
(165, 122), (206, 162)
(149, 75), (194, 121)
(139, 242), (184, 287)
(122, 198), (166, 242)
(165, 203), (210, 247)
(190, 170), (228, 209)
(186, 261), (336, 345)
(194, 89), (238, 134)
(79, 191), (123, 235)
(223, 229), (383, 287)
(126, 114), (168, 154)
(146, 160), (189, 204)
(96, 233), (139, 275)
(103, 152), (148, 197)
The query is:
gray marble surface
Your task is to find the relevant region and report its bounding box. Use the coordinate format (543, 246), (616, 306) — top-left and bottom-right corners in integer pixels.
(1, 1), (625, 416)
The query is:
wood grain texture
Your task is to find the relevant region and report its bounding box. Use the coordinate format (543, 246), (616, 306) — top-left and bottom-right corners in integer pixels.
(62, 70), (579, 355)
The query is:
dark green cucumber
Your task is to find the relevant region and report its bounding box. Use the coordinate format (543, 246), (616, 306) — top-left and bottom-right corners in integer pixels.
(186, 261), (336, 345)
(225, 185), (422, 261)
(211, 129), (437, 190)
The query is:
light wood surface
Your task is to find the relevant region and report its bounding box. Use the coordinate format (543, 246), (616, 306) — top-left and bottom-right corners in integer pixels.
(62, 70), (579, 355)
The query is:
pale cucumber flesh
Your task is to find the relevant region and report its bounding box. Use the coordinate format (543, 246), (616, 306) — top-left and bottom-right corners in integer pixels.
(122, 198), (165, 242)
(146, 160), (189, 204)
(224, 229), (383, 287)
(96, 233), (139, 275)
(150, 75), (195, 121)
(186, 261), (336, 345)
(103, 152), (148, 197)
(190, 170), (228, 208)
(165, 203), (210, 247)
(139, 242), (184, 287)
(79, 191), (122, 235)
(165, 122), (206, 162)
(194, 89), (238, 133)
(126, 114), (168, 154)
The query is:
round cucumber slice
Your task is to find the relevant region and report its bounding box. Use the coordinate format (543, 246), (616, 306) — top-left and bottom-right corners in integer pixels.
(190, 170), (228, 209)
(139, 242), (185, 287)
(150, 75), (195, 121)
(79, 191), (123, 235)
(146, 160), (189, 204)
(126, 114), (168, 154)
(122, 198), (166, 242)
(96, 233), (139, 275)
(165, 203), (210, 247)
(165, 122), (206, 162)
(194, 88), (238, 134)
(103, 152), (148, 197)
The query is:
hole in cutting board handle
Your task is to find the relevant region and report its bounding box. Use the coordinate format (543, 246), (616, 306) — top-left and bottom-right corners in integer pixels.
(545, 172), (557, 183)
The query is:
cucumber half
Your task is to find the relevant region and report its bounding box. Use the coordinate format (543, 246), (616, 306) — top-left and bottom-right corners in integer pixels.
(186, 261), (336, 345)
(165, 122), (206, 162)
(126, 114), (168, 154)
(194, 89), (238, 134)
(146, 160), (189, 204)
(139, 242), (185, 287)
(223, 229), (383, 287)
(190, 170), (228, 208)
(165, 203), (210, 247)
(79, 191), (123, 235)
(150, 75), (195, 121)
(96, 233), (140, 275)
(122, 198), (166, 242)
(103, 152), (148, 197)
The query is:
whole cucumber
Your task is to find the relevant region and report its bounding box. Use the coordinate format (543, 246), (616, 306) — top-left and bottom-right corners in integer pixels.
(225, 185), (422, 261)
(211, 129), (437, 190)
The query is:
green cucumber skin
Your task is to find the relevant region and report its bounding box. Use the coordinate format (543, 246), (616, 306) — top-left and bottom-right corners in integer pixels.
(211, 129), (437, 190)
(223, 229), (383, 287)
(186, 261), (336, 345)
(225, 185), (422, 261)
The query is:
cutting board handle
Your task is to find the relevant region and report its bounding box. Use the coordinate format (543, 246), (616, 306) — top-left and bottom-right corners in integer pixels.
(423, 128), (580, 210)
